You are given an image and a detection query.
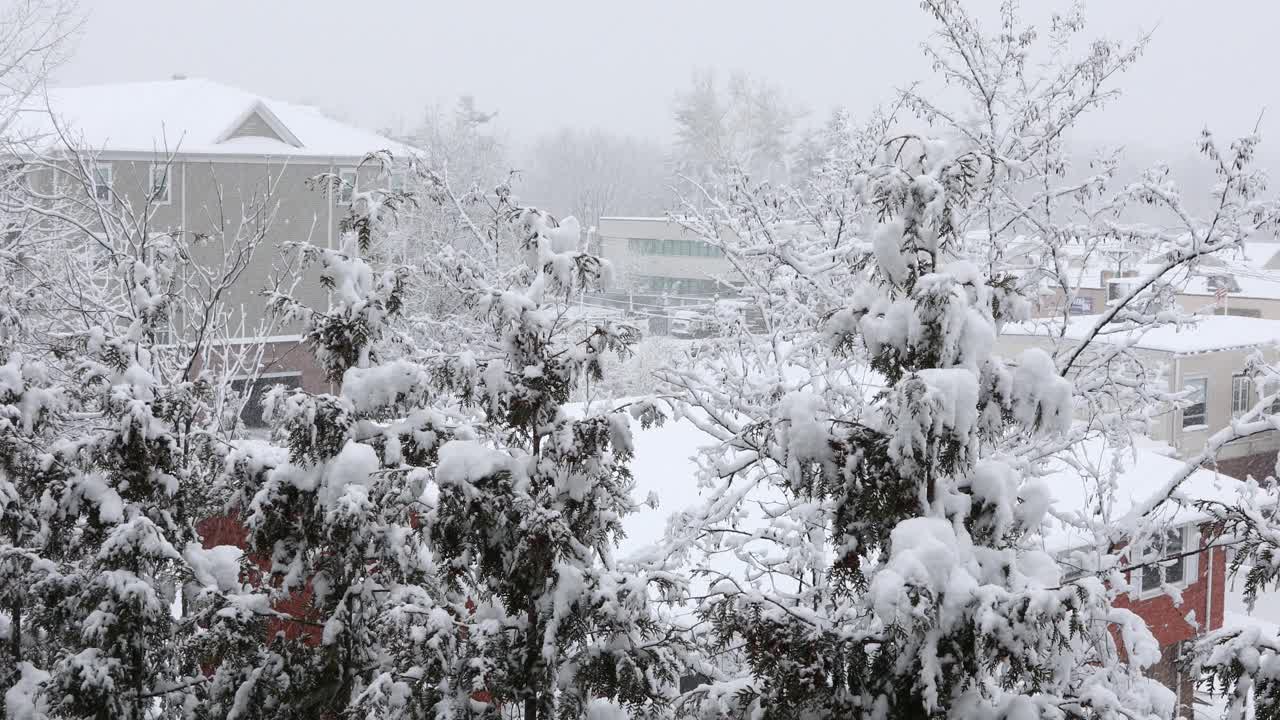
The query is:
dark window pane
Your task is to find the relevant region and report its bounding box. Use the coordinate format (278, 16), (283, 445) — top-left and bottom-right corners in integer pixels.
(1141, 563), (1162, 591)
(232, 374), (304, 428)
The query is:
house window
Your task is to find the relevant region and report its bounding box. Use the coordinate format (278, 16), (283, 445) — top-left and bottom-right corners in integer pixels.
(1107, 279), (1136, 302)
(150, 164), (171, 204)
(1181, 377), (1208, 429)
(388, 169), (407, 193)
(1068, 296), (1094, 315)
(1261, 378), (1280, 416)
(231, 372), (304, 429)
(1233, 374), (1254, 417)
(1141, 528), (1188, 592)
(338, 168), (357, 204)
(92, 163), (112, 203)
(1217, 307), (1262, 318)
(1207, 274), (1241, 293)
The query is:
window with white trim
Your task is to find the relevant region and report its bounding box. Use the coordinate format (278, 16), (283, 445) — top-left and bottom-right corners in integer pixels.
(92, 163), (112, 203)
(1264, 379), (1280, 416)
(338, 168), (357, 204)
(1140, 527), (1190, 592)
(1233, 374), (1254, 417)
(389, 169), (407, 193)
(231, 372), (304, 429)
(150, 164), (171, 204)
(1181, 377), (1208, 429)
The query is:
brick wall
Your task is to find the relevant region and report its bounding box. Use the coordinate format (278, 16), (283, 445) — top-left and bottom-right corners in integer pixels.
(1214, 449), (1279, 483)
(187, 337), (332, 395)
(1112, 526), (1227, 716)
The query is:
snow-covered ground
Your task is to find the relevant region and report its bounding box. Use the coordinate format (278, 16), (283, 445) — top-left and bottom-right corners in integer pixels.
(618, 414), (713, 556)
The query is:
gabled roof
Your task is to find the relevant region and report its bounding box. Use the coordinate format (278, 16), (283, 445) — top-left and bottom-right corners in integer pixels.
(11, 77), (412, 160)
(214, 100), (301, 148)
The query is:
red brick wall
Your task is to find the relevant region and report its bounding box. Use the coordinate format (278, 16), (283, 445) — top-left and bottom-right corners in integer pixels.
(1214, 450), (1279, 484)
(196, 512), (323, 645)
(187, 338), (332, 394)
(1114, 539), (1226, 647)
(1111, 525), (1227, 715)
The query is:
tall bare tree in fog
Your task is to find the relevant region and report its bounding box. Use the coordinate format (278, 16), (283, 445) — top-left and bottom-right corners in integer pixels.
(522, 127), (668, 233)
(672, 70), (802, 186)
(400, 96), (506, 191)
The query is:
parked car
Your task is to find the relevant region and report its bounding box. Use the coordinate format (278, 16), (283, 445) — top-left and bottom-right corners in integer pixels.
(669, 309), (715, 338)
(668, 300), (767, 338)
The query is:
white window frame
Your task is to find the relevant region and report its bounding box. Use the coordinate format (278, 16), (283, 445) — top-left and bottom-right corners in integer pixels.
(92, 163), (112, 203)
(388, 169), (407, 194)
(149, 164), (171, 205)
(1181, 376), (1208, 430)
(1135, 525), (1198, 599)
(338, 168), (357, 204)
(1233, 374), (1253, 418)
(1106, 277), (1139, 303)
(1262, 378), (1280, 416)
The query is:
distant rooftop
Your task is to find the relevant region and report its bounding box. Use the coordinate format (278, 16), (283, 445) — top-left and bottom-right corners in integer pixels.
(10, 77), (411, 160)
(1004, 313), (1280, 354)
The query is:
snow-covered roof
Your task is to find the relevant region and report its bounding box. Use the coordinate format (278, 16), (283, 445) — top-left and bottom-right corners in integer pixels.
(1003, 314), (1280, 354)
(1038, 436), (1243, 552)
(11, 77), (411, 160)
(1226, 241), (1280, 270)
(615, 414), (1243, 562)
(1065, 242), (1280, 300)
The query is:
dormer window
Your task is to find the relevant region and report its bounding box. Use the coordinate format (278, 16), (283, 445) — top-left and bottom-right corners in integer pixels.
(215, 100), (303, 148)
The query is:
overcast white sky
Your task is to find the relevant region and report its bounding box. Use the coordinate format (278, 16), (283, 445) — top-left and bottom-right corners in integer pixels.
(55, 0), (1280, 153)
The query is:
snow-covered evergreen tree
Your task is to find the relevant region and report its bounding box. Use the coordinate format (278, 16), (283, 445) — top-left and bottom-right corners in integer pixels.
(32, 232), (221, 719)
(200, 161), (681, 719)
(0, 322), (64, 717)
(0, 132), (289, 719)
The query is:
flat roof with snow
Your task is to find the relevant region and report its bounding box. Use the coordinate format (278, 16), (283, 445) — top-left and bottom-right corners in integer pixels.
(1037, 437), (1243, 552)
(1004, 314), (1280, 355)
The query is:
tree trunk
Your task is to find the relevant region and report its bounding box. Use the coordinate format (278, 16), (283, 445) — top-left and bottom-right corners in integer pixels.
(7, 519), (18, 665)
(524, 599), (538, 720)
(8, 598), (19, 665)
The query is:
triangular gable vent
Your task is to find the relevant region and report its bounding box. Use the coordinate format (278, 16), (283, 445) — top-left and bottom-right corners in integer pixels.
(216, 100), (302, 148)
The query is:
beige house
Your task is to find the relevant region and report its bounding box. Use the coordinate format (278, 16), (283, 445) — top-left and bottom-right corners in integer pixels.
(12, 77), (408, 396)
(999, 314), (1280, 478)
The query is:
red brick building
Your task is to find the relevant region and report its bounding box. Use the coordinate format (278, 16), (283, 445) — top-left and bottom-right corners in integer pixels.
(1048, 440), (1243, 715)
